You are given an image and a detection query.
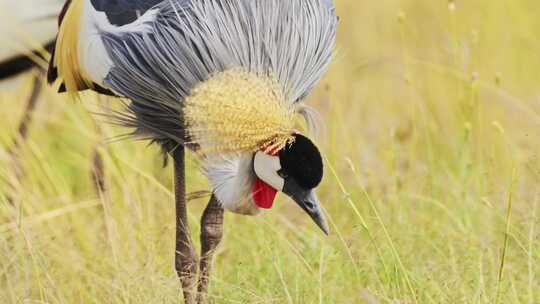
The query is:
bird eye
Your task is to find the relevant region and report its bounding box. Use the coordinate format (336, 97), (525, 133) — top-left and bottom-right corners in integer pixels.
(277, 169), (288, 179)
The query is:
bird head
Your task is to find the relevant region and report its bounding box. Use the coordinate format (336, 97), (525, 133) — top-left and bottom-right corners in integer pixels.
(183, 68), (329, 234)
(253, 133), (328, 235)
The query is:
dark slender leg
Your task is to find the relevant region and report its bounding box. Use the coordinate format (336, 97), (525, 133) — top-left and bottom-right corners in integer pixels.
(91, 96), (109, 195)
(173, 147), (198, 304)
(8, 75), (42, 169)
(6, 74), (42, 204)
(15, 76), (42, 144)
(197, 195), (224, 303)
(91, 148), (106, 193)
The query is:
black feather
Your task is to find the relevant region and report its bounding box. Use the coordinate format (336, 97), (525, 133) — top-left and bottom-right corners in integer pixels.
(279, 134), (323, 189)
(47, 0), (71, 85)
(91, 0), (165, 26)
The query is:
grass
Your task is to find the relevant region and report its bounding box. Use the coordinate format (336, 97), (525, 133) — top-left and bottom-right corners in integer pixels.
(1, 0), (539, 303)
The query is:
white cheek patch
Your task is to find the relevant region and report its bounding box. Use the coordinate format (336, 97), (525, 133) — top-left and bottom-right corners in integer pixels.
(254, 151), (285, 191)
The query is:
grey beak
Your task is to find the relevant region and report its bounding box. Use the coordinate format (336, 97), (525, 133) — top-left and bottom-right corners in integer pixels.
(283, 178), (329, 235)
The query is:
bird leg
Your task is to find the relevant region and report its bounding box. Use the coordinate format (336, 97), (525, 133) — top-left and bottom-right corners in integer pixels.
(196, 195), (224, 303)
(91, 148), (106, 194)
(6, 74), (42, 204)
(173, 147), (198, 304)
(8, 74), (42, 174)
(91, 96), (110, 195)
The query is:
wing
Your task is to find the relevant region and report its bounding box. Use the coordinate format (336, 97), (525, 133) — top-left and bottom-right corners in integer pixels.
(0, 0), (63, 79)
(46, 0), (336, 151)
(100, 0), (337, 150)
(47, 0), (166, 95)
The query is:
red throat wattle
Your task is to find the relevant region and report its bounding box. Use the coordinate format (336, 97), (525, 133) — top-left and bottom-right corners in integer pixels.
(252, 178), (278, 209)
(252, 147), (281, 209)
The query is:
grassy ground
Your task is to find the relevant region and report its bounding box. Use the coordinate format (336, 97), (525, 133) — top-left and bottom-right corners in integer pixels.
(1, 0), (539, 303)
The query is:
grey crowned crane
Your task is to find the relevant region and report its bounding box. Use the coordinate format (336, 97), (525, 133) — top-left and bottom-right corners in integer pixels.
(47, 0), (337, 302)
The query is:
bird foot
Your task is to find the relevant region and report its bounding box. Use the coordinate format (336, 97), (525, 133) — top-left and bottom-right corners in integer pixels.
(175, 247), (199, 303)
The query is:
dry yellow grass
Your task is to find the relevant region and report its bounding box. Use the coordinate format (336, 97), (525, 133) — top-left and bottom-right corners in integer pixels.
(1, 1), (539, 303)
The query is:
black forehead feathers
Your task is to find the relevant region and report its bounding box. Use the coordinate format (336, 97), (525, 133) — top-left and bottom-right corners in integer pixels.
(279, 134), (323, 189)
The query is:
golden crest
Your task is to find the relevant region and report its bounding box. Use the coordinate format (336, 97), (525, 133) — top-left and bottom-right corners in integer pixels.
(184, 68), (296, 154)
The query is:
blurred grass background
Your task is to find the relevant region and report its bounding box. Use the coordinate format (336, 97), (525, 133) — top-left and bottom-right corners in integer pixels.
(1, 0), (539, 303)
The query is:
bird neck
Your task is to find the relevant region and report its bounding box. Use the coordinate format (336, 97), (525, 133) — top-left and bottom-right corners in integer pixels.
(204, 152), (261, 216)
